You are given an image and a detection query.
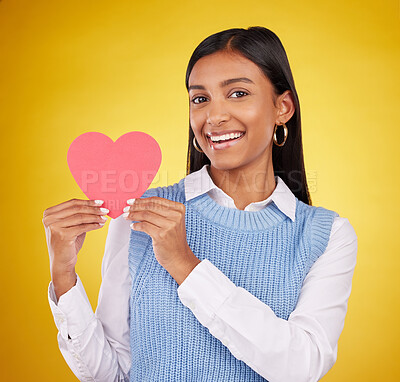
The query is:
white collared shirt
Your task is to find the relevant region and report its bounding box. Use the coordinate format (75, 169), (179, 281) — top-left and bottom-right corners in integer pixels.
(184, 164), (296, 218)
(48, 164), (358, 382)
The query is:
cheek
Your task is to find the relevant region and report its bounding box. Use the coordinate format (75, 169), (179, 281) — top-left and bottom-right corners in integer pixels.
(243, 103), (275, 135)
(235, 107), (270, 135)
(189, 110), (203, 132)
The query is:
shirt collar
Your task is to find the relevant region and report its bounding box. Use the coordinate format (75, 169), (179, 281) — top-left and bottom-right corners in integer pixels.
(184, 164), (296, 222)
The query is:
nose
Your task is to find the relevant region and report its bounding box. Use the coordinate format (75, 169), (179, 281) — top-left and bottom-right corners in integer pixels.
(206, 100), (230, 127)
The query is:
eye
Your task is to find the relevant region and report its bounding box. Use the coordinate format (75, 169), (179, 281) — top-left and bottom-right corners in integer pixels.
(191, 96), (208, 104)
(230, 90), (248, 98)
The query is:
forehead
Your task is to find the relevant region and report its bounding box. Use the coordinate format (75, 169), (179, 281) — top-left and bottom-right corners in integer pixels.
(188, 51), (267, 86)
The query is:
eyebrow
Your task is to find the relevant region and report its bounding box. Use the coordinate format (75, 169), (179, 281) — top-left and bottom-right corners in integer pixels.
(188, 77), (255, 92)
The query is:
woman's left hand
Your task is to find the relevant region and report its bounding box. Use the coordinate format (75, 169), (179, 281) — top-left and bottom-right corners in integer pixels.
(123, 197), (201, 285)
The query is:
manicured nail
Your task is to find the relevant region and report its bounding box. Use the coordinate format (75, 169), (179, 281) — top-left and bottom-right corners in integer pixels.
(122, 212), (129, 218)
(130, 223), (135, 230)
(94, 200), (104, 205)
(100, 208), (109, 213)
(123, 206), (130, 213)
(127, 198), (136, 205)
(99, 222), (105, 226)
(101, 215), (108, 221)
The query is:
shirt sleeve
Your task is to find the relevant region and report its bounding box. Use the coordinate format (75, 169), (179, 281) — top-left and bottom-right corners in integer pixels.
(47, 215), (132, 382)
(177, 216), (358, 382)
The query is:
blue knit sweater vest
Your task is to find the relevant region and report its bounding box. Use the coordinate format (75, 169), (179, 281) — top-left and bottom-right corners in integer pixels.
(128, 178), (338, 381)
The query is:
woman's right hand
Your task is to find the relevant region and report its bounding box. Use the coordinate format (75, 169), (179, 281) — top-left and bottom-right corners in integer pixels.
(42, 198), (109, 300)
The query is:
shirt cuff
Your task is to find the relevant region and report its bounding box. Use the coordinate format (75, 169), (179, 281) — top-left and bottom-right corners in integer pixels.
(48, 274), (95, 340)
(177, 258), (237, 326)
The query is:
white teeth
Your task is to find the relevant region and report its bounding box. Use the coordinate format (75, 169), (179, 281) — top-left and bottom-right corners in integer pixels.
(210, 132), (243, 142)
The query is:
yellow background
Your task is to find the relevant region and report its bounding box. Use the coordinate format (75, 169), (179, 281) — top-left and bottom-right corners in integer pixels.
(0, 0), (399, 380)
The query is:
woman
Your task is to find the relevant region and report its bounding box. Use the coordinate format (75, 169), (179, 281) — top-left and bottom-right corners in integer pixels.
(43, 26), (358, 382)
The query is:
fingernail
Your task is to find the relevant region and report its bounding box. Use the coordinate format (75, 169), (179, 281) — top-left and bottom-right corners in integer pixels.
(127, 198), (136, 205)
(99, 222), (105, 226)
(123, 206), (130, 213)
(122, 212), (129, 218)
(130, 223), (135, 230)
(101, 215), (108, 221)
(94, 200), (104, 205)
(100, 208), (109, 213)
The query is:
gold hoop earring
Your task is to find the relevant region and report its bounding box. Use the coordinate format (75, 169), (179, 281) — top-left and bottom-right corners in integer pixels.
(273, 123), (288, 147)
(193, 137), (203, 153)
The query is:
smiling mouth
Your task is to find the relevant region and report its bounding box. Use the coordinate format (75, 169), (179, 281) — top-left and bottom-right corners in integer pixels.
(206, 131), (245, 149)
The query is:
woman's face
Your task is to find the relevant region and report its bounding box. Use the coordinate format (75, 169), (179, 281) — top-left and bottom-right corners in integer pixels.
(188, 50), (285, 172)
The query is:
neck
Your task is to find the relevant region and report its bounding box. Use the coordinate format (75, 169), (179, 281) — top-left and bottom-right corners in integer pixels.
(208, 159), (276, 210)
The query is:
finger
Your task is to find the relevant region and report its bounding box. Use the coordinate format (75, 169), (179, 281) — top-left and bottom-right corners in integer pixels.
(130, 220), (160, 238)
(50, 211), (108, 229)
(129, 197), (180, 210)
(129, 197), (185, 216)
(126, 210), (167, 228)
(43, 199), (104, 219)
(126, 206), (182, 222)
(43, 201), (109, 227)
(64, 221), (106, 240)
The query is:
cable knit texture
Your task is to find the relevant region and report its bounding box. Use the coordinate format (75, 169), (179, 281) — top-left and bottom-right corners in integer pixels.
(128, 178), (338, 381)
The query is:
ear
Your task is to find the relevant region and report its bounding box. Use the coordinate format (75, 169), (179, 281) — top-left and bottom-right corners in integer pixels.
(276, 90), (295, 124)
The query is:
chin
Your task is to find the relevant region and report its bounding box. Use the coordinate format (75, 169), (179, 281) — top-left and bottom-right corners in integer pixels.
(208, 157), (243, 172)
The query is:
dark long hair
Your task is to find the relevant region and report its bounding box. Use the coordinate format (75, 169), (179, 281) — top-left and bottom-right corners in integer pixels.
(184, 26), (312, 205)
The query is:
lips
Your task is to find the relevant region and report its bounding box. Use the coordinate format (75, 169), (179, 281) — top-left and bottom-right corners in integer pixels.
(205, 131), (246, 150)
(206, 130), (245, 137)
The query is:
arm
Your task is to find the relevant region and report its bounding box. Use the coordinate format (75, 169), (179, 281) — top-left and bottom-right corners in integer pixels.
(177, 216), (358, 382)
(48, 215), (132, 381)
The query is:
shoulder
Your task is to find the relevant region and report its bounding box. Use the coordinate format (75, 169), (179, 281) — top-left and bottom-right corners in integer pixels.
(295, 199), (342, 234)
(295, 200), (348, 259)
(330, 216), (358, 250)
(312, 211), (358, 263)
(295, 198), (339, 221)
(140, 177), (186, 203)
(309, 215), (358, 279)
(295, 199), (358, 244)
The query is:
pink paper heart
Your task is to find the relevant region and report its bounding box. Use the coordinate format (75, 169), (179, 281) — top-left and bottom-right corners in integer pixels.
(67, 131), (162, 219)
